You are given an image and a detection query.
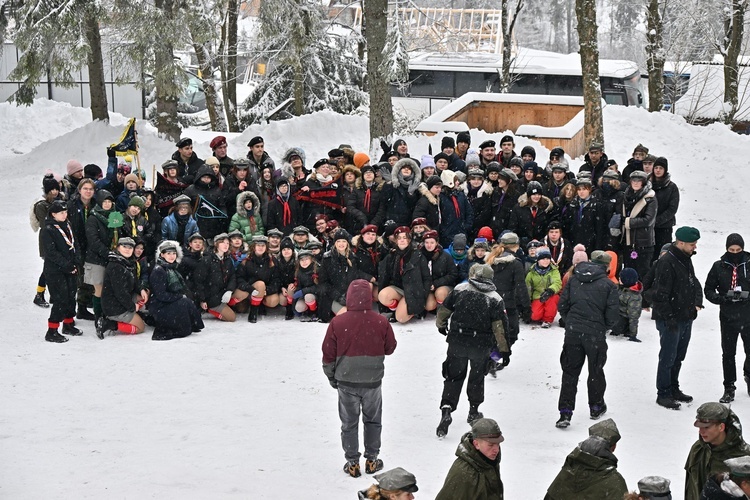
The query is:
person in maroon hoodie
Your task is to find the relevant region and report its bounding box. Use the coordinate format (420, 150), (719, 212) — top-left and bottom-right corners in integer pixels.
(322, 279), (397, 479)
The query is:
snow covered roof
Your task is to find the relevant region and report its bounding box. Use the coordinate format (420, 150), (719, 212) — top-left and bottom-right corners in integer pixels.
(408, 47), (640, 79)
(673, 63), (750, 121)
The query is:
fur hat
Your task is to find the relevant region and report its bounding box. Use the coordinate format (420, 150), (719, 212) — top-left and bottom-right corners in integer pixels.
(620, 267), (639, 287)
(456, 131), (471, 145)
(66, 159), (83, 176)
(441, 136), (456, 150)
(210, 136), (227, 150)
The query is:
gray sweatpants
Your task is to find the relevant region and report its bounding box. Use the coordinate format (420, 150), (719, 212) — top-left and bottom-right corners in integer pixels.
(337, 384), (382, 462)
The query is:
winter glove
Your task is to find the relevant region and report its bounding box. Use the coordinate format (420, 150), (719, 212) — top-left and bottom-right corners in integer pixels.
(328, 378), (338, 389)
(107, 146), (116, 158)
(539, 288), (555, 303)
(438, 326), (448, 336)
(221, 291), (233, 304)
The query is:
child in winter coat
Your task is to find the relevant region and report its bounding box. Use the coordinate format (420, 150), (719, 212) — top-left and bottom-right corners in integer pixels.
(229, 191), (265, 244)
(293, 249), (320, 321)
(525, 247), (562, 328)
(227, 230), (249, 269)
(611, 267), (643, 342)
(277, 237), (297, 320)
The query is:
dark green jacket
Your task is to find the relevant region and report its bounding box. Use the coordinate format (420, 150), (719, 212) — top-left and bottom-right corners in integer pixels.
(435, 432), (503, 500)
(545, 441), (627, 500)
(685, 411), (750, 500)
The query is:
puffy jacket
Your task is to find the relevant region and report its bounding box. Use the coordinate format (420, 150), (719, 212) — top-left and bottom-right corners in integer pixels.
(102, 251), (141, 317)
(558, 261), (619, 337)
(228, 191), (265, 243)
(193, 251), (236, 309)
(435, 431), (504, 500)
(526, 264), (562, 300)
(490, 252), (529, 310)
(161, 213), (200, 247)
(705, 251), (750, 324)
(322, 279), (396, 387)
(652, 244), (703, 323)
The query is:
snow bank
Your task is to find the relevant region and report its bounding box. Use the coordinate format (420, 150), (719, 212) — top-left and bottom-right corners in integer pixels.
(3, 101), (750, 498)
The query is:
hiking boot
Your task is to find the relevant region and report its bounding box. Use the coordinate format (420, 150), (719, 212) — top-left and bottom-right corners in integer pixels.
(436, 405), (453, 438)
(248, 305), (258, 324)
(45, 328), (68, 343)
(467, 405), (483, 424)
(556, 412), (572, 428)
(541, 321), (551, 329)
(34, 292), (50, 308)
(590, 403), (607, 420)
(76, 306), (95, 321)
(365, 458), (384, 474)
(627, 335), (642, 343)
(656, 397), (681, 410)
(95, 317), (117, 340)
(284, 303), (294, 320)
(343, 461), (361, 478)
(62, 323), (83, 336)
(720, 388), (736, 404)
(673, 390), (693, 403)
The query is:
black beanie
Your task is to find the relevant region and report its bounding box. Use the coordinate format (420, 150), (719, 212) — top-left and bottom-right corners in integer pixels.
(456, 131), (471, 145)
(520, 145), (536, 160)
(654, 156), (668, 172)
(43, 174), (60, 194)
(727, 233), (745, 250)
(441, 136), (455, 150)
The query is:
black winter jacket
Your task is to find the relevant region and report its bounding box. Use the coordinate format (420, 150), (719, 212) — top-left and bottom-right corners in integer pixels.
(319, 250), (369, 305)
(194, 251), (237, 308)
(237, 253), (281, 294)
(352, 178), (385, 228)
(562, 196), (604, 253)
(85, 206), (116, 266)
(172, 150), (204, 185)
(41, 218), (80, 275)
(705, 251), (750, 324)
(558, 262), (619, 338)
(509, 193), (554, 245)
(102, 252), (141, 317)
(578, 152), (609, 186)
(489, 183), (522, 237)
(183, 165), (229, 240)
(652, 244), (704, 322)
(652, 174), (680, 230)
(618, 184), (657, 249)
(412, 186), (440, 231)
(422, 246), (458, 289)
(379, 246), (432, 315)
(490, 252), (530, 310)
(266, 193), (301, 236)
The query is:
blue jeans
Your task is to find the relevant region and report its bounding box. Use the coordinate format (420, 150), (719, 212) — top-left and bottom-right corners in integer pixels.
(656, 319), (693, 398)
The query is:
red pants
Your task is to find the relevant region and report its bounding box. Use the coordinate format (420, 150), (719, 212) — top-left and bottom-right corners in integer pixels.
(531, 296), (559, 323)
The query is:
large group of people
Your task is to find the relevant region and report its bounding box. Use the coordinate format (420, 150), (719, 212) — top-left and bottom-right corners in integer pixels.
(30, 130), (750, 498)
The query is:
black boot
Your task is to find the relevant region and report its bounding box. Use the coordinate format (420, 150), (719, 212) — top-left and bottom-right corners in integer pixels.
(285, 303), (294, 320)
(467, 404), (483, 424)
(62, 322), (83, 336)
(436, 405), (453, 438)
(248, 305), (258, 323)
(721, 388), (736, 403)
(34, 292), (50, 308)
(76, 305), (95, 321)
(45, 328), (68, 343)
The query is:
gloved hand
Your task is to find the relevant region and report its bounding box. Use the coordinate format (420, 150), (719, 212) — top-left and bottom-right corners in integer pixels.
(540, 288), (554, 303)
(221, 291), (233, 304)
(438, 326), (448, 336)
(521, 310), (532, 324)
(107, 146), (116, 158)
(500, 352), (511, 367)
(328, 379), (338, 389)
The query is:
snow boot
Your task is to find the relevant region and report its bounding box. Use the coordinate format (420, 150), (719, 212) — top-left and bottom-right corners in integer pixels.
(627, 335), (642, 342)
(248, 305), (258, 323)
(76, 306), (95, 321)
(467, 404), (483, 424)
(95, 317), (117, 340)
(656, 397), (681, 410)
(343, 461), (361, 478)
(720, 388), (736, 404)
(555, 412), (572, 428)
(34, 292), (50, 308)
(436, 405), (453, 438)
(365, 458), (384, 475)
(673, 389), (693, 403)
(285, 303), (294, 320)
(45, 328), (68, 343)
(62, 322), (83, 336)
(590, 403), (607, 420)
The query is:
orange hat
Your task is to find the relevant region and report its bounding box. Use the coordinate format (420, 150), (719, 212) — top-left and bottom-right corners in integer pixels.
(353, 152), (370, 168)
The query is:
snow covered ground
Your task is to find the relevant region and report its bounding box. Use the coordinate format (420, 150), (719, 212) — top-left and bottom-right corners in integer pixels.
(2, 100), (750, 498)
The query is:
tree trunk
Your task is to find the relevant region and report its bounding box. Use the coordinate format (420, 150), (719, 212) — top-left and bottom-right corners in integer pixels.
(364, 0), (393, 144)
(724, 0), (746, 124)
(566, 0), (574, 53)
(645, 0), (665, 112)
(154, 0), (181, 141)
(501, 0), (511, 92)
(84, 10), (109, 122)
(293, 62), (304, 116)
(575, 0), (604, 147)
(193, 41), (227, 131)
(223, 0), (239, 132)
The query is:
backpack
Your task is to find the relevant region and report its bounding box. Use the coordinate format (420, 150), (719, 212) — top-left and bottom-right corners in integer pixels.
(29, 199), (46, 232)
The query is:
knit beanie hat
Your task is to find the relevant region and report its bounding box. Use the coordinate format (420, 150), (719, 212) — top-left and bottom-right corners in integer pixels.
(572, 244), (588, 266)
(520, 145), (536, 159)
(465, 150), (481, 167)
(441, 136), (456, 150)
(420, 155), (436, 169)
(128, 195), (145, 210)
(727, 233), (745, 250)
(84, 163), (103, 179)
(654, 157), (668, 172)
(456, 131), (471, 145)
(353, 152), (370, 168)
(43, 174), (60, 194)
(620, 267), (639, 287)
(66, 159), (84, 176)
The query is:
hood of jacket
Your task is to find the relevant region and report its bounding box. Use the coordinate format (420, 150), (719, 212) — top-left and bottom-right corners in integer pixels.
(492, 252), (516, 266)
(417, 182), (438, 205)
(574, 261), (608, 283)
(354, 175), (384, 191)
(517, 192), (554, 211)
(193, 164), (218, 188)
(345, 279), (372, 311)
(154, 240), (184, 263)
(391, 158), (421, 191)
(236, 190), (261, 217)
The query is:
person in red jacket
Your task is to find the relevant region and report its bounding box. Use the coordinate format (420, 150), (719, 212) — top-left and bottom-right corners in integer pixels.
(322, 279), (397, 479)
